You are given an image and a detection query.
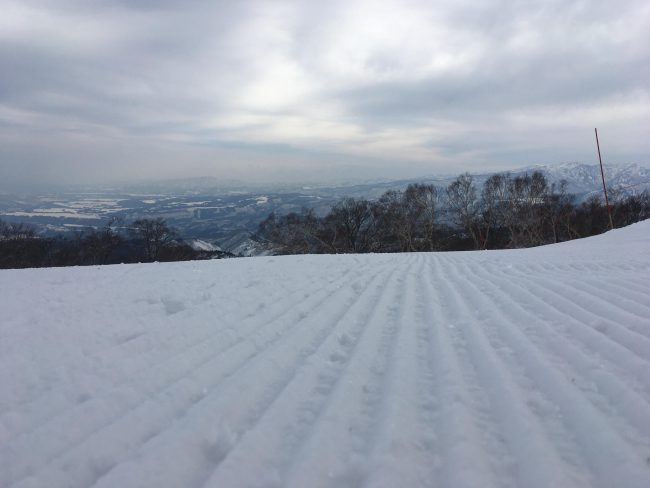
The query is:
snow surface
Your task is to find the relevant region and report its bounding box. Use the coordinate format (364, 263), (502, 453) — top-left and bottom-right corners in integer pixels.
(1, 222), (650, 488)
(187, 239), (222, 253)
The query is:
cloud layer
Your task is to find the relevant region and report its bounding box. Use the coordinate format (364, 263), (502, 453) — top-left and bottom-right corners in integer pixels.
(1, 0), (649, 187)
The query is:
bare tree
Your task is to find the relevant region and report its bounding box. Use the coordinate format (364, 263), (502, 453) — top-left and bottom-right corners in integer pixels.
(505, 171), (549, 247)
(481, 173), (510, 248)
(327, 198), (374, 252)
(446, 173), (481, 249)
(403, 184), (439, 251)
(371, 190), (406, 251)
(0, 220), (36, 240)
(257, 209), (331, 254)
(541, 180), (575, 243)
(614, 190), (650, 227)
(0, 219), (51, 268)
(129, 218), (177, 261)
(82, 217), (125, 264)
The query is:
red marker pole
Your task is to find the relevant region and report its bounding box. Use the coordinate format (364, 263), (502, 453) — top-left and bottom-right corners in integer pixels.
(595, 128), (614, 230)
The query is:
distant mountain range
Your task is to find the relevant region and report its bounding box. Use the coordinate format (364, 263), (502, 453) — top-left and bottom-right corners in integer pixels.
(519, 162), (650, 199)
(286, 162), (650, 202)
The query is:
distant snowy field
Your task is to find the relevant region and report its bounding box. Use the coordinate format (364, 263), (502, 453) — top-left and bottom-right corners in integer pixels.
(1, 222), (650, 488)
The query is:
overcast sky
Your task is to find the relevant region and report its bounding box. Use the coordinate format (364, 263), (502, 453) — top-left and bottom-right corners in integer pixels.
(1, 0), (649, 188)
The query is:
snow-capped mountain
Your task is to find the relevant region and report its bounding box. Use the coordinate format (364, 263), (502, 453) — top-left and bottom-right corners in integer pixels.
(519, 162), (650, 199)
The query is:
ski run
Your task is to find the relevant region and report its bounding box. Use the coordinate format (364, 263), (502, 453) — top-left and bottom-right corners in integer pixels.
(1, 220), (649, 488)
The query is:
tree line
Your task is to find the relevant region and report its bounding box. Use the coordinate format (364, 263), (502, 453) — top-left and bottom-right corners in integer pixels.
(0, 217), (224, 269)
(256, 171), (650, 254)
(2, 171), (648, 268)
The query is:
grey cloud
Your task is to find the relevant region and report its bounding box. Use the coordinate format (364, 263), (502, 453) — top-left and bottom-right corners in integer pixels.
(0, 9), (239, 134)
(0, 0), (648, 190)
(338, 55), (647, 125)
(337, 1), (650, 123)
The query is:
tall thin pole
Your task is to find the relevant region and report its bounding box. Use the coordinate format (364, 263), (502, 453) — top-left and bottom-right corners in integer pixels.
(595, 128), (614, 230)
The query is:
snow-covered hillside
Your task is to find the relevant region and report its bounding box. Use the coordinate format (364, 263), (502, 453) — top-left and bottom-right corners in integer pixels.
(523, 162), (650, 199)
(1, 222), (650, 488)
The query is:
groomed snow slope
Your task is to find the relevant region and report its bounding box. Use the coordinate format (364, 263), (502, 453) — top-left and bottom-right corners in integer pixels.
(1, 222), (650, 488)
